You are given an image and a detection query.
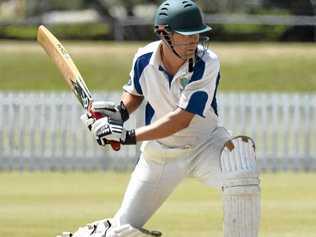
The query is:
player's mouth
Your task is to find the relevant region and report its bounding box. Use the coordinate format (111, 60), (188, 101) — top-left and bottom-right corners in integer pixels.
(184, 47), (197, 57)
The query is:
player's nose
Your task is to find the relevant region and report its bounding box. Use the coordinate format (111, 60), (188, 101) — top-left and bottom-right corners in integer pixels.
(187, 34), (199, 44)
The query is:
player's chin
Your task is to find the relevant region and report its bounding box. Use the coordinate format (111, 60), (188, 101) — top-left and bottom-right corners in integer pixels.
(182, 51), (196, 59)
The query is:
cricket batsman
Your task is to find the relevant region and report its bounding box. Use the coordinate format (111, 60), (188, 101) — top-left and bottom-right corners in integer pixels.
(58, 0), (261, 236)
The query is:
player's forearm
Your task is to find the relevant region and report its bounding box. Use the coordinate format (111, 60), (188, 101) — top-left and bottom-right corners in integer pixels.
(121, 91), (143, 115)
(135, 116), (185, 141)
(135, 109), (193, 142)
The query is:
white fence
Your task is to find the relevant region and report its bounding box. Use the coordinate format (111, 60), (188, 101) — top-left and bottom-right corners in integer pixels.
(0, 92), (315, 172)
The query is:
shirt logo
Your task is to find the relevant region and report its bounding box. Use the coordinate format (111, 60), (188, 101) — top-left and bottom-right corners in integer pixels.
(179, 77), (189, 91)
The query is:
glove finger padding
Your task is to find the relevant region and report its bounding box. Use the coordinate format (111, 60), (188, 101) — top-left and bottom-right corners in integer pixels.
(92, 101), (129, 122)
(96, 137), (109, 146)
(92, 101), (121, 121)
(92, 117), (123, 144)
(80, 113), (95, 131)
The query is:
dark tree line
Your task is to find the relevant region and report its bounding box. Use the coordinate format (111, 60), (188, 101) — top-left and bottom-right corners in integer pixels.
(19, 0), (315, 18)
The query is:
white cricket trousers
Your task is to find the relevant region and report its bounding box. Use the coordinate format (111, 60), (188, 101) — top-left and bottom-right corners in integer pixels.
(113, 127), (231, 228)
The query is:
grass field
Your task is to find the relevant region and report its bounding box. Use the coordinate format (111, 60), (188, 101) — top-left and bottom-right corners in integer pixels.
(0, 41), (315, 91)
(0, 172), (315, 237)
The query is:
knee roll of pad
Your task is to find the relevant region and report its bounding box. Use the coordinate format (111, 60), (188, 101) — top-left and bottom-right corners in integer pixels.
(220, 136), (260, 189)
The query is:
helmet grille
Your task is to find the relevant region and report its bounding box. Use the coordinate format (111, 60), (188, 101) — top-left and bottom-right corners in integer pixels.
(159, 5), (168, 17)
(183, 3), (193, 8)
(184, 3), (192, 8)
(159, 12), (168, 16)
(182, 1), (193, 8)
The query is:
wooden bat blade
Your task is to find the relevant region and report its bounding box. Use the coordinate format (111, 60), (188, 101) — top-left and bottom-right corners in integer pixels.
(37, 25), (92, 110)
(37, 25), (121, 151)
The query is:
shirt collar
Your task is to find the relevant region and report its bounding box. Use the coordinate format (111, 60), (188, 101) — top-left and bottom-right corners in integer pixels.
(149, 40), (163, 66)
(150, 41), (192, 79)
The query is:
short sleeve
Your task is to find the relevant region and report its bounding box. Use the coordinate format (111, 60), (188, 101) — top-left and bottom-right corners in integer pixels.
(123, 51), (153, 96)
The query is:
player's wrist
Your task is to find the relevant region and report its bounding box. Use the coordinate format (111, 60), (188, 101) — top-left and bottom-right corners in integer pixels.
(117, 101), (129, 122)
(120, 129), (136, 145)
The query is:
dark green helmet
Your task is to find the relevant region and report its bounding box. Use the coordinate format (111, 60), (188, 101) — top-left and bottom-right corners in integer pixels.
(154, 0), (211, 35)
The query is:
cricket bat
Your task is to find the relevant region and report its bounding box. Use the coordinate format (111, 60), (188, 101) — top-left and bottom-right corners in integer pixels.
(37, 25), (120, 151)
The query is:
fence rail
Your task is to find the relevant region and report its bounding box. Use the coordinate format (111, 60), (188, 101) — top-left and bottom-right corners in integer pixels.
(0, 92), (315, 172)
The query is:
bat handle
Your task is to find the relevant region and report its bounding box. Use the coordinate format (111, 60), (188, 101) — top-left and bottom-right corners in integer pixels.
(91, 111), (104, 120)
(90, 111), (121, 151)
(109, 141), (121, 151)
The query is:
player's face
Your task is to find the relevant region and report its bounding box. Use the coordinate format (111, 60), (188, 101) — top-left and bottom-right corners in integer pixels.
(171, 33), (199, 60)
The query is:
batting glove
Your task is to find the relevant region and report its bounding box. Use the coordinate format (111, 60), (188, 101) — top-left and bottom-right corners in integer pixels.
(91, 117), (136, 146)
(92, 101), (129, 122)
(80, 112), (95, 131)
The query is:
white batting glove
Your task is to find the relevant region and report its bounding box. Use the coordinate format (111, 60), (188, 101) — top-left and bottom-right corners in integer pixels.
(80, 113), (96, 131)
(91, 117), (124, 146)
(91, 117), (137, 146)
(92, 101), (129, 122)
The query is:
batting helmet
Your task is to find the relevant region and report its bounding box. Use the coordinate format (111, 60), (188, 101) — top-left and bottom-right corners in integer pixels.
(154, 0), (211, 35)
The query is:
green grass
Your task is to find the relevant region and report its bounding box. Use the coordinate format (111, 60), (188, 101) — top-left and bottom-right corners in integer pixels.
(0, 41), (315, 91)
(0, 172), (315, 237)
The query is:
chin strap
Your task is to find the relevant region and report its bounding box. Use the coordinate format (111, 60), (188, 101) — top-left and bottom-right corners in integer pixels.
(161, 32), (196, 73)
(160, 31), (183, 59)
(155, 25), (210, 74)
(188, 57), (194, 72)
(156, 26), (196, 73)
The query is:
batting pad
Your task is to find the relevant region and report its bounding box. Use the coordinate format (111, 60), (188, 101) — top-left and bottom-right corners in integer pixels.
(220, 136), (261, 237)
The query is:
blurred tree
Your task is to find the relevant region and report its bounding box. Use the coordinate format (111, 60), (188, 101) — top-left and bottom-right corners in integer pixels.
(100, 0), (159, 17)
(197, 0), (264, 14)
(0, 0), (26, 19)
(263, 0), (315, 41)
(197, 0), (228, 13)
(85, 0), (112, 18)
(48, 0), (85, 10)
(263, 0), (314, 15)
(25, 0), (86, 17)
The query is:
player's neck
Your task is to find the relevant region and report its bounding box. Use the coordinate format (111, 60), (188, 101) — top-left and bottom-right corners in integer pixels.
(160, 43), (185, 76)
